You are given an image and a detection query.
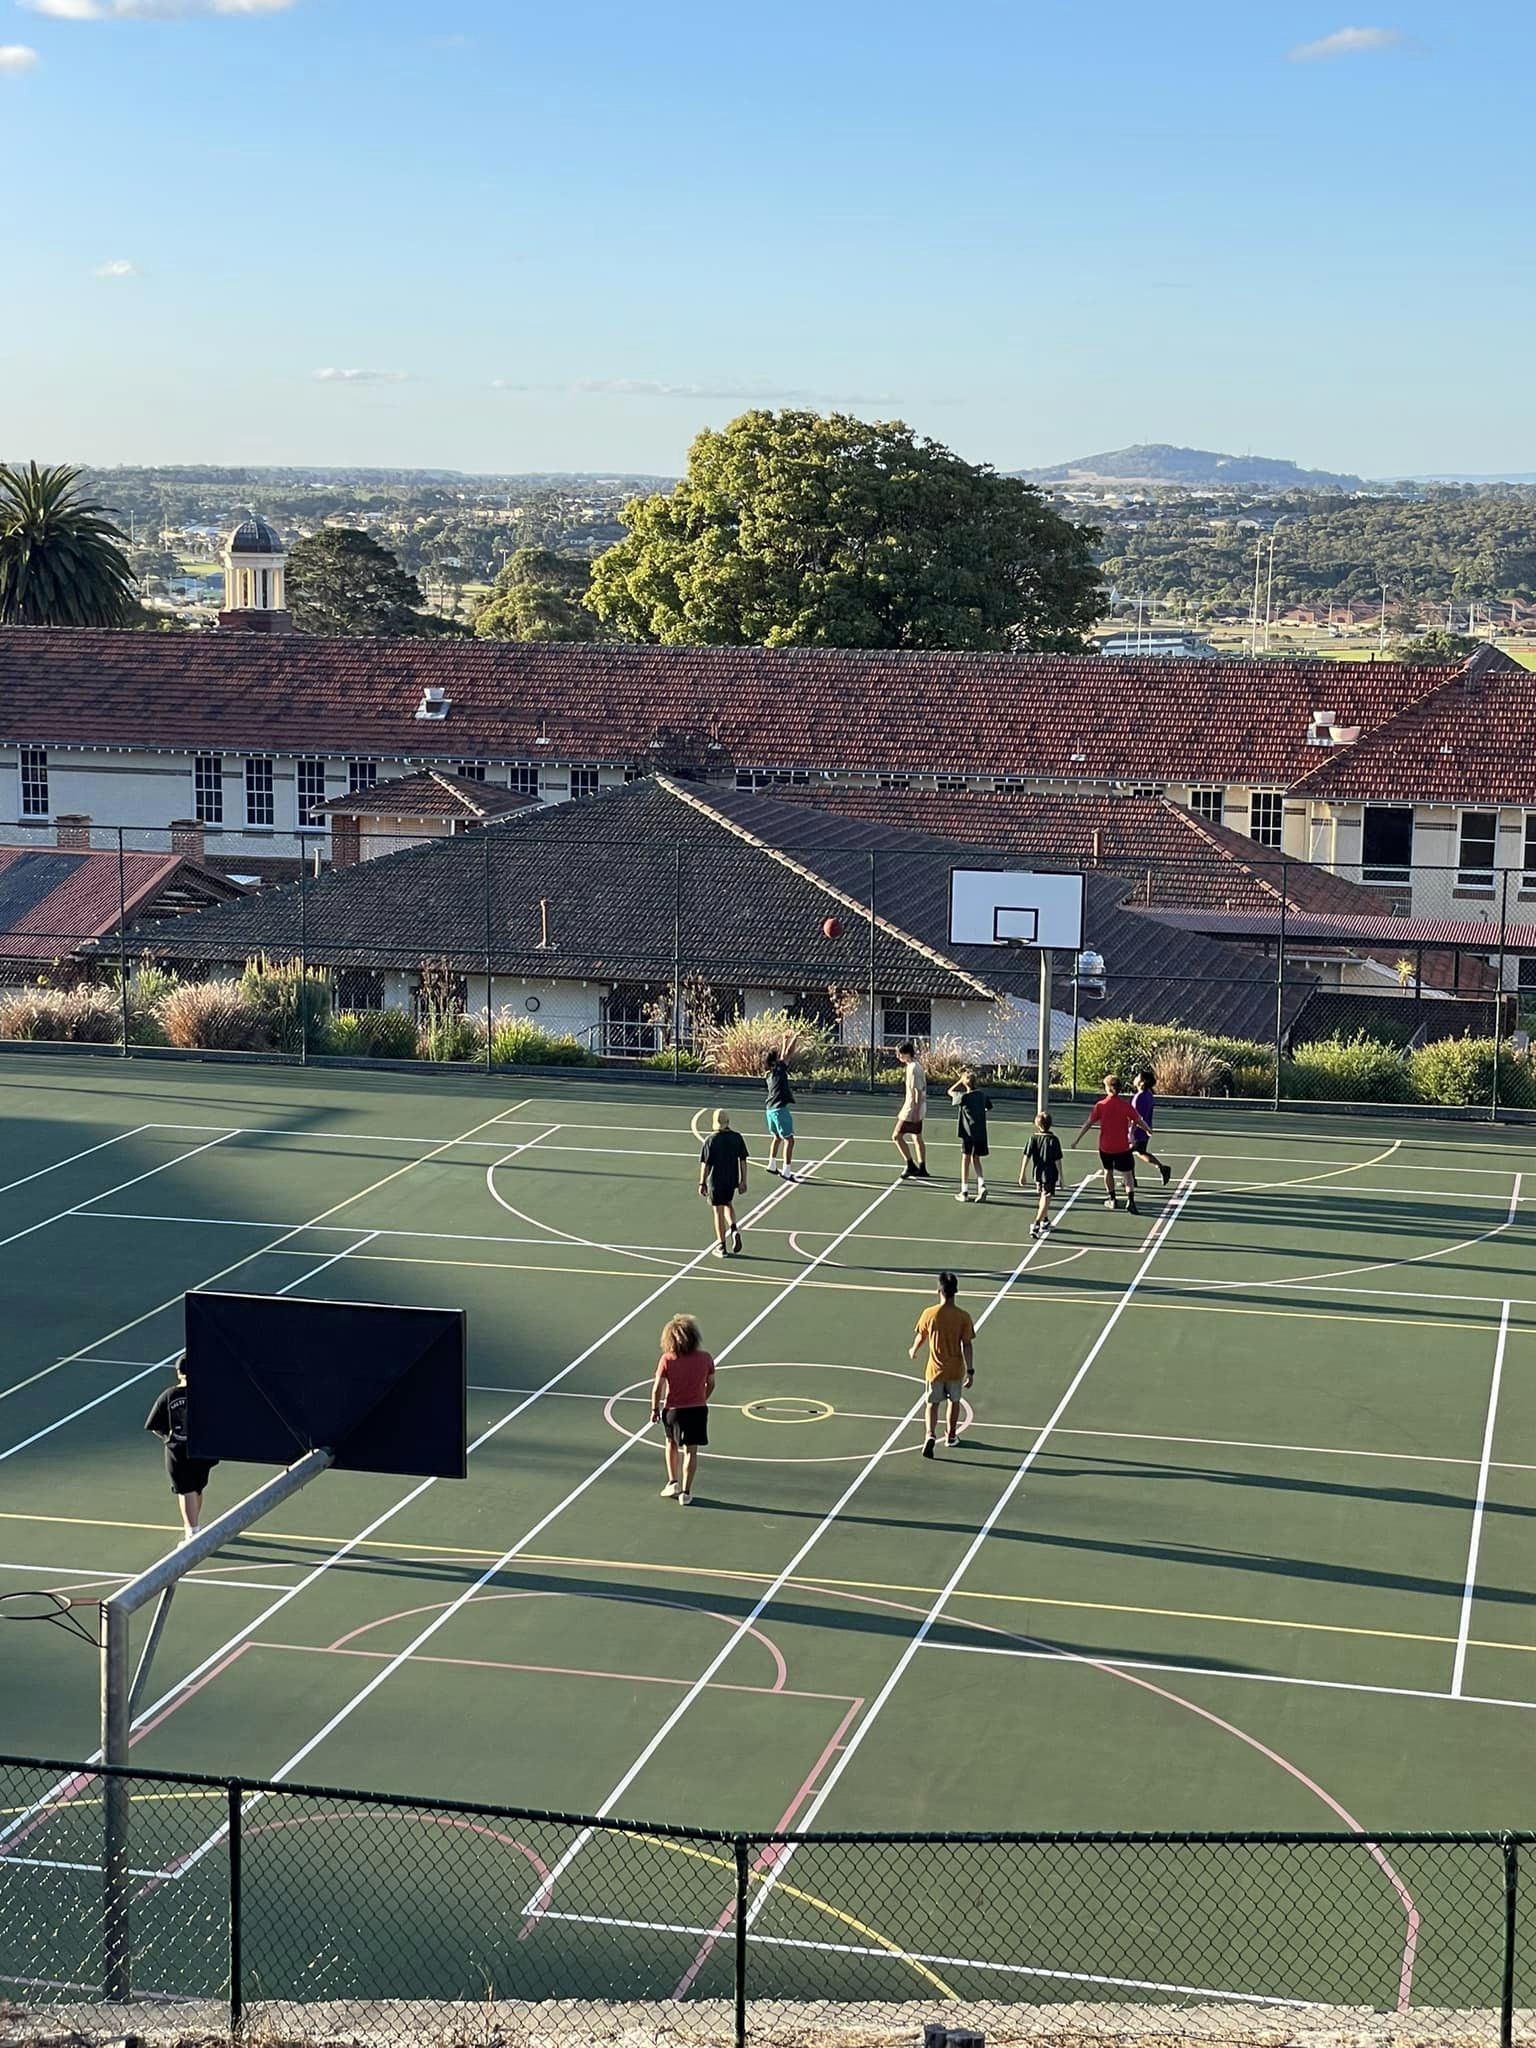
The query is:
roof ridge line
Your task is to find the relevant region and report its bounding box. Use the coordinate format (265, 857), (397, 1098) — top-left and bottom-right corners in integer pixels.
(1158, 798), (1291, 912)
(654, 777), (1000, 1000)
(1286, 665), (1473, 794)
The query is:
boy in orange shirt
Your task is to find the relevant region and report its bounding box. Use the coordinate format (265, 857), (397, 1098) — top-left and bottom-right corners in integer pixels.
(908, 1270), (975, 1457)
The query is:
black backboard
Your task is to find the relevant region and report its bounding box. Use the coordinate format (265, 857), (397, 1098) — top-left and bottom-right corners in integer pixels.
(182, 1292), (467, 1479)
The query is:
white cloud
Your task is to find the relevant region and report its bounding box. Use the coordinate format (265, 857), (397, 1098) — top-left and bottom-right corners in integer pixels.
(312, 367), (411, 384)
(22, 0), (295, 18)
(1287, 25), (1406, 60)
(94, 258), (139, 278)
(0, 42), (39, 68)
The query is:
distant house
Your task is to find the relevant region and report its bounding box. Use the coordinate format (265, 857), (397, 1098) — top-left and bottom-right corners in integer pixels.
(0, 835), (243, 979)
(128, 776), (1313, 1059)
(1096, 628), (1222, 659)
(310, 767), (542, 864)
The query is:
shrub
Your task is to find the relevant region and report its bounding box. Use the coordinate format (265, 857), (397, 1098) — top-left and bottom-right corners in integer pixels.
(159, 982), (271, 1052)
(489, 1016), (593, 1066)
(1280, 1033), (1414, 1103)
(1408, 1036), (1536, 1110)
(641, 1047), (704, 1071)
(418, 1011), (485, 1063)
(0, 984), (122, 1043)
(119, 962), (179, 1045)
(696, 1007), (837, 1077)
(1231, 1061), (1274, 1097)
(364, 1007), (420, 1059)
(1062, 1017), (1173, 1094)
(1151, 1039), (1233, 1098)
(239, 954), (332, 1054)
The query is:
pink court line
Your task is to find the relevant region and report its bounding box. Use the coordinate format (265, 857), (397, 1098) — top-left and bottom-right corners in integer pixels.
(145, 1806), (552, 1895)
(670, 1695), (865, 2000)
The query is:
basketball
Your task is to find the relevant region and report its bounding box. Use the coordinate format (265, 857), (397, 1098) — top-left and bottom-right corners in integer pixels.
(823, 916), (843, 939)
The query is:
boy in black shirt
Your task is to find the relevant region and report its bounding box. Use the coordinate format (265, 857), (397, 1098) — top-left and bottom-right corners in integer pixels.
(763, 1044), (799, 1182)
(947, 1071), (993, 1202)
(699, 1108), (750, 1256)
(1020, 1112), (1064, 1238)
(144, 1353), (217, 1542)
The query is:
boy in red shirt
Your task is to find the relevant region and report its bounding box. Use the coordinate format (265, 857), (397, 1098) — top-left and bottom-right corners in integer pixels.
(650, 1313), (716, 1506)
(1072, 1073), (1151, 1214)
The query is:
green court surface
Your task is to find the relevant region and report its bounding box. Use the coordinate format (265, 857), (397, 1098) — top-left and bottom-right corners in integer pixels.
(0, 1052), (1533, 2016)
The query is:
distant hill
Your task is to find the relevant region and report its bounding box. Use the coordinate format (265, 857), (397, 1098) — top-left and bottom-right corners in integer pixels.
(1018, 443), (1366, 492)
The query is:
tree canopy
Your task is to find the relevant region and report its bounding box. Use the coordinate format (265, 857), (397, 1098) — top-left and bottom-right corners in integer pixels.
(1395, 628), (1481, 665)
(474, 547), (601, 641)
(0, 463), (137, 628)
(586, 411), (1103, 651)
(286, 526), (440, 637)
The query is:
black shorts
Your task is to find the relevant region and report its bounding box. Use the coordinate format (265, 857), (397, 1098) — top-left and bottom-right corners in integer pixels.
(166, 1450), (214, 1497)
(1033, 1169), (1060, 1194)
(1131, 1130), (1151, 1154)
(960, 1136), (989, 1159)
(1099, 1149), (1136, 1173)
(663, 1405), (709, 1447)
(707, 1180), (740, 1209)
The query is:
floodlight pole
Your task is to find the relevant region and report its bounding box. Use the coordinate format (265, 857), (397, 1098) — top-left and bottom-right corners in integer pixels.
(1037, 948), (1052, 1119)
(99, 1448), (333, 2004)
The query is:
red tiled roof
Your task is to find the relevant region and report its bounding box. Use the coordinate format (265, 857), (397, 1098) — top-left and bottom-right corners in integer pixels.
(1139, 909), (1534, 949)
(1290, 657), (1536, 803)
(0, 845), (242, 961)
(0, 628), (1483, 790)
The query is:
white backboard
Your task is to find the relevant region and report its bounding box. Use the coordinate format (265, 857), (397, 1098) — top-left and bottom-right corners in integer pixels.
(948, 869), (1085, 951)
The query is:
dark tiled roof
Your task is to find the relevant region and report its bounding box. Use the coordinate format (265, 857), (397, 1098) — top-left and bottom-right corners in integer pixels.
(227, 517), (283, 556)
(0, 846), (243, 962)
(135, 776), (1310, 1040)
(311, 769), (542, 822)
(0, 628), (1492, 792)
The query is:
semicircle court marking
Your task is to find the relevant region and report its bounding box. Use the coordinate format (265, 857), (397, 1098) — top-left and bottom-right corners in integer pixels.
(608, 1361), (971, 1464)
(484, 1147), (688, 1271)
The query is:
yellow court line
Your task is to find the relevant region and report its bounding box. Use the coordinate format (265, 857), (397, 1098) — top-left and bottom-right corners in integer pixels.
(616, 1828), (957, 2000)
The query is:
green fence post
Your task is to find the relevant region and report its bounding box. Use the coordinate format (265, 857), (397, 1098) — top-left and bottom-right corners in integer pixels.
(734, 1835), (750, 2048)
(866, 851), (877, 1093)
(116, 827), (130, 1058)
(1502, 1837), (1518, 2048)
(228, 1780), (243, 2036)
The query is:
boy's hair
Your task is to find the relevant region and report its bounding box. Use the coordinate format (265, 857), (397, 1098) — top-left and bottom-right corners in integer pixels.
(1135, 1068), (1155, 1089)
(1035, 1111), (1053, 1131)
(897, 1039), (917, 1059)
(174, 1351), (190, 1380)
(1102, 1073), (1121, 1092)
(764, 1049), (781, 1069)
(937, 1270), (959, 1299)
(958, 1069), (974, 1086)
(662, 1314), (702, 1356)
(711, 1108), (731, 1130)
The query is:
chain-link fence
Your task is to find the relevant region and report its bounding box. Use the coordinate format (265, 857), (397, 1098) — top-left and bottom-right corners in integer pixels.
(0, 1755), (1531, 2045)
(0, 819), (1530, 1118)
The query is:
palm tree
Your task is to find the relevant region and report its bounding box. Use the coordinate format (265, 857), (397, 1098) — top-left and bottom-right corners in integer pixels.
(0, 463), (137, 627)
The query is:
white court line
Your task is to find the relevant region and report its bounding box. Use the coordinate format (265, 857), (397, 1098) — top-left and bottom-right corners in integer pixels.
(746, 1164), (1199, 1924)
(526, 1174), (1096, 1914)
(1451, 1298), (1513, 1700)
(0, 1124), (148, 1198)
(0, 1229), (379, 1471)
(23, 1146), (846, 1869)
(531, 1909), (1325, 2008)
(0, 1560), (297, 1594)
(0, 1857), (181, 1880)
(0, 1096), (536, 1426)
(922, 1638), (1536, 1717)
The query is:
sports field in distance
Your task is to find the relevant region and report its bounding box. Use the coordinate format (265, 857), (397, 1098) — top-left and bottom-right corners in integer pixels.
(0, 1051), (1532, 2015)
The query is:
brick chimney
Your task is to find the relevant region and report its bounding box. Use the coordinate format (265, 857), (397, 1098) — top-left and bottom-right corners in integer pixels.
(55, 815), (93, 849)
(170, 818), (205, 861)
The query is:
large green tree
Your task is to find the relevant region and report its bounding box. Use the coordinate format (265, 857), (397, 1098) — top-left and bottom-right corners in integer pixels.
(0, 463), (137, 627)
(587, 411), (1102, 650)
(286, 526), (438, 637)
(475, 547), (601, 641)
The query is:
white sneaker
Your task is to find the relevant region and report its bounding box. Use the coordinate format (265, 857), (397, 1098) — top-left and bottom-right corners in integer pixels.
(660, 1481), (679, 1498)
(1029, 1222), (1041, 1239)
(1103, 1198), (1118, 1210)
(712, 1240), (727, 1256)
(781, 1170), (798, 1183)
(976, 1184), (987, 1201)
(677, 1492), (692, 1506)
(767, 1162), (780, 1176)
(954, 1191), (970, 1203)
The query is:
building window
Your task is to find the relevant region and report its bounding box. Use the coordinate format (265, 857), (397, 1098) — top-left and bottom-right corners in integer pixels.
(1519, 957), (1536, 992)
(570, 764), (601, 799)
(194, 753), (224, 826)
(603, 985), (662, 1058)
(881, 1001), (931, 1046)
(991, 776), (1027, 794)
(932, 776), (970, 793)
(296, 757), (327, 827)
(1250, 790), (1285, 849)
(347, 759), (378, 795)
(736, 769), (810, 790)
(244, 756), (275, 828)
(1524, 814), (1536, 888)
(1188, 788), (1225, 825)
(18, 748), (49, 819)
(878, 774), (911, 792)
(1457, 809), (1498, 887)
(335, 967), (385, 1011)
(456, 761), (488, 781)
(1362, 805), (1414, 884)
(508, 763), (541, 798)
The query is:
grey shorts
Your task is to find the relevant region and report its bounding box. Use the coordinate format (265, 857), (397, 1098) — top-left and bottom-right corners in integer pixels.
(927, 1378), (965, 1406)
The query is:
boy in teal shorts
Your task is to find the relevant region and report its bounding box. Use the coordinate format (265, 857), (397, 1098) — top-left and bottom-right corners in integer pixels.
(764, 1045), (798, 1182)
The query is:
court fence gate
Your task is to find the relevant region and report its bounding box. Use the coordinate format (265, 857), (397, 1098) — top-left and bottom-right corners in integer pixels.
(1, 1752), (1533, 2046)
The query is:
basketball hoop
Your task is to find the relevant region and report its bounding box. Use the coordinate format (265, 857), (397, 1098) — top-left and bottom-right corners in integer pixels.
(0, 1587), (103, 1647)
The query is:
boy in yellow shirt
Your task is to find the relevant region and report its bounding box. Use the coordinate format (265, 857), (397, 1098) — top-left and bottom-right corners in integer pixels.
(908, 1270), (975, 1457)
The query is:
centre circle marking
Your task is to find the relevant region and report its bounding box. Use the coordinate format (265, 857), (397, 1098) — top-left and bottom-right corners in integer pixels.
(604, 1362), (973, 1464)
(742, 1397), (835, 1425)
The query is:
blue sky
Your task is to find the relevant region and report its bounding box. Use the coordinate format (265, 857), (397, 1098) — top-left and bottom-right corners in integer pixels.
(2, 0), (1531, 477)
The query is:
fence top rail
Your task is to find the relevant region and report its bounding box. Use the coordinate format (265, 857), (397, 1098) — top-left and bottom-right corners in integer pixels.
(2, 1753), (1531, 1849)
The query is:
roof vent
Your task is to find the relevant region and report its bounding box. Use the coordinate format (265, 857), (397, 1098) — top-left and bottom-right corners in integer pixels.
(1329, 724), (1361, 745)
(1310, 709), (1337, 726)
(415, 686), (451, 722)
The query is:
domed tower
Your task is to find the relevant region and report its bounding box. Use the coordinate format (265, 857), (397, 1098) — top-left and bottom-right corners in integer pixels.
(219, 515), (291, 634)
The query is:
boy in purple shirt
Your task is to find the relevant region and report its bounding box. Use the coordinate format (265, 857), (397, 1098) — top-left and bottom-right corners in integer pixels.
(1130, 1068), (1172, 1187)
